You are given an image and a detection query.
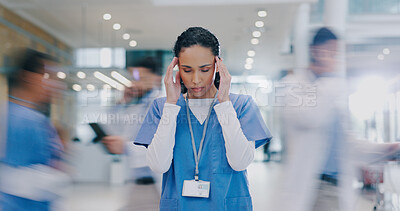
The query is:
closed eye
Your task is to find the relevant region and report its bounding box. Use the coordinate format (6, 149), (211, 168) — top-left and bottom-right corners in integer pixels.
(201, 69), (210, 72)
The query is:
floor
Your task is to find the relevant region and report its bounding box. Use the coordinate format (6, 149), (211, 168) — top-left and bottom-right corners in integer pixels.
(57, 162), (378, 211)
(247, 162), (376, 211)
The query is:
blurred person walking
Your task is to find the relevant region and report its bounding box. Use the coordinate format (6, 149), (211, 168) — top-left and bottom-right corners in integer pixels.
(0, 48), (70, 211)
(274, 28), (400, 211)
(100, 57), (163, 210)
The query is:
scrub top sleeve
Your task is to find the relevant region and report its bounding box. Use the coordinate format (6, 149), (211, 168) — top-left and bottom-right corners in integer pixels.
(134, 99), (162, 147)
(238, 95), (272, 148)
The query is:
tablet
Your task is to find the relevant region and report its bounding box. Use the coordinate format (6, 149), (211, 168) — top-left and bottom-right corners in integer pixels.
(89, 123), (107, 143)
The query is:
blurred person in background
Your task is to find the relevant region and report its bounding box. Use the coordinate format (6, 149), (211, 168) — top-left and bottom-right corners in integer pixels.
(0, 48), (70, 211)
(100, 57), (163, 210)
(274, 28), (400, 211)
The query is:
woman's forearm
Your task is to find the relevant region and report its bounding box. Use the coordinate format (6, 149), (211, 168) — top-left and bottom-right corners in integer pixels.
(214, 101), (255, 171)
(146, 103), (180, 173)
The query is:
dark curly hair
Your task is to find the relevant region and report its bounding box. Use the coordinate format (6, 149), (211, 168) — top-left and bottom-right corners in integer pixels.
(173, 27), (220, 93)
(174, 27), (220, 57)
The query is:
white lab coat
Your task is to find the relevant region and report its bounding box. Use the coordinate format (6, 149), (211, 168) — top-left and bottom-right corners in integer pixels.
(105, 89), (163, 169)
(274, 70), (397, 211)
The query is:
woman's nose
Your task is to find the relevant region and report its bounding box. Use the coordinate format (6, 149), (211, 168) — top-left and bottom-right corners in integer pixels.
(192, 71), (200, 84)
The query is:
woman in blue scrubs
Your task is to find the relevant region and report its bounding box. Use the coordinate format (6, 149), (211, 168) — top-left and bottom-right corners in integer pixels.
(135, 27), (272, 210)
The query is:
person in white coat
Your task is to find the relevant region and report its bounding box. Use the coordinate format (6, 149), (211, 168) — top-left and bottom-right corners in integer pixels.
(274, 27), (400, 211)
(100, 57), (163, 210)
(102, 57), (163, 184)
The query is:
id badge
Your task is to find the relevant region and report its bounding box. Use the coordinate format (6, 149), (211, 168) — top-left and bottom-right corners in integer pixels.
(182, 180), (210, 198)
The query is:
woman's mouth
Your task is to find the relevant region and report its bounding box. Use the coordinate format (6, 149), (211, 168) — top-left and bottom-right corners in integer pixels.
(191, 87), (203, 93)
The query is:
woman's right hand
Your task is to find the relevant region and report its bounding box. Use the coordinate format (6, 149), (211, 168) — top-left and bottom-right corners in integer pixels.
(164, 57), (181, 104)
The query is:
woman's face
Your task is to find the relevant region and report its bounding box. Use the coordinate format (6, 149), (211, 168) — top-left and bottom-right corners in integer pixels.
(178, 45), (216, 99)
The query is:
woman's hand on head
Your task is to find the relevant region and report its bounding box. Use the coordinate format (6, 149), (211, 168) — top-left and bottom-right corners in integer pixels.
(165, 57), (181, 104)
(215, 56), (231, 103)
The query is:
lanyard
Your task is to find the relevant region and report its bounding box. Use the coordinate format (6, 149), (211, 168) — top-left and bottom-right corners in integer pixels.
(185, 91), (218, 181)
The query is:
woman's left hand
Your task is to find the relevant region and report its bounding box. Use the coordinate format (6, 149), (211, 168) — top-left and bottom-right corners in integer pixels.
(215, 56), (231, 103)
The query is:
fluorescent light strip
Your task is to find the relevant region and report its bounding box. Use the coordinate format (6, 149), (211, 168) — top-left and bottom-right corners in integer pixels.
(111, 71), (132, 87)
(94, 71), (125, 91)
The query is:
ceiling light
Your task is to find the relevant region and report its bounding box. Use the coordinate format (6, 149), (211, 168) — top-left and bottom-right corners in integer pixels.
(113, 23), (121, 30)
(87, 84), (96, 91)
(258, 10), (267, 17)
(247, 50), (256, 57)
(383, 48), (390, 55)
(377, 54), (384, 60)
(251, 38), (259, 45)
(94, 71), (125, 91)
(72, 84), (82, 92)
(245, 63), (252, 70)
(43, 73), (50, 79)
(57, 72), (66, 79)
(252, 31), (261, 38)
(77, 71), (86, 79)
(255, 21), (264, 28)
(111, 71), (132, 87)
(123, 33), (130, 40)
(246, 58), (254, 64)
(103, 13), (111, 20)
(103, 84), (111, 89)
(129, 40), (137, 47)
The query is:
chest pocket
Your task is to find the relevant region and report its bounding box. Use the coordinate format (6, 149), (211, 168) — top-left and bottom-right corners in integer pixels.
(159, 198), (178, 211)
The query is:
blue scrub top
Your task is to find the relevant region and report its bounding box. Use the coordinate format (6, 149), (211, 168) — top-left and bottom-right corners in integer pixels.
(135, 93), (272, 211)
(1, 102), (63, 211)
